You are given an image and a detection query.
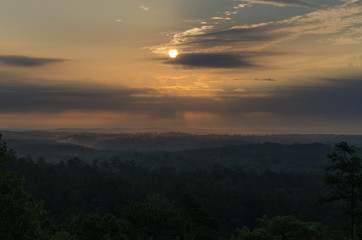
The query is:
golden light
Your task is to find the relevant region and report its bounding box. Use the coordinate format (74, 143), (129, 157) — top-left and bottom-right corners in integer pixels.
(168, 49), (178, 58)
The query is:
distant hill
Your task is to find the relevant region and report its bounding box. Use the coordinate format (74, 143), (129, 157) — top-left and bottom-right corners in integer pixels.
(2, 130), (362, 173)
(3, 130), (362, 151)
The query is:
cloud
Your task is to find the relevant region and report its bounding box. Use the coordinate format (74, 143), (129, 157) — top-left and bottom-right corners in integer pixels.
(0, 77), (220, 119)
(241, 0), (321, 9)
(154, 0), (362, 55)
(234, 4), (248, 9)
(153, 20), (277, 54)
(211, 17), (232, 21)
(254, 79), (362, 118)
(221, 78), (362, 120)
(164, 53), (255, 68)
(0, 55), (64, 67)
(171, 26), (215, 45)
(225, 11), (238, 15)
(1, 73), (362, 128)
(139, 5), (149, 11)
(0, 80), (155, 113)
(254, 78), (276, 81)
(186, 24), (279, 49)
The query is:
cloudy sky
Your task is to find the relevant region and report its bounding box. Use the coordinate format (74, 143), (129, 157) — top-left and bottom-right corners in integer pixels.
(1, 0), (362, 133)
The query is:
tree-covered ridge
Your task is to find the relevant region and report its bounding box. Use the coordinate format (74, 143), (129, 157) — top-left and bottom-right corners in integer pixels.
(5, 137), (335, 174)
(6, 130), (361, 169)
(1, 135), (360, 239)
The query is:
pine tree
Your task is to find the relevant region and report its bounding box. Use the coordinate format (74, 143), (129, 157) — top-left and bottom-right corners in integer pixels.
(322, 142), (362, 239)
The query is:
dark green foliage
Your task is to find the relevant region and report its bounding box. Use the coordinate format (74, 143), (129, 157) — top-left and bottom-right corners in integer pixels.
(121, 194), (186, 239)
(0, 135), (45, 240)
(179, 193), (219, 239)
(2, 135), (350, 239)
(50, 230), (74, 240)
(4, 153), (336, 238)
(321, 142), (362, 239)
(231, 215), (323, 240)
(69, 213), (129, 240)
(0, 135), (9, 166)
(180, 193), (218, 228)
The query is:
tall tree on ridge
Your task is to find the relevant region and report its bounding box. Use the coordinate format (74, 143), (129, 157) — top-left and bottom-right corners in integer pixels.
(322, 142), (362, 239)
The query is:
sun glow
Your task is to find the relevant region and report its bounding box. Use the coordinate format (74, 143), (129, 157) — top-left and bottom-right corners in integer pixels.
(168, 49), (178, 58)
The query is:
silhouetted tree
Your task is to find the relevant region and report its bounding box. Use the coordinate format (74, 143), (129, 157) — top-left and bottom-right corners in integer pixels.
(321, 142), (362, 239)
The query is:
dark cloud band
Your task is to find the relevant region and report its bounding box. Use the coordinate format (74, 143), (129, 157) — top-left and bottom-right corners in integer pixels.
(164, 53), (254, 68)
(0, 55), (64, 67)
(1, 77), (362, 121)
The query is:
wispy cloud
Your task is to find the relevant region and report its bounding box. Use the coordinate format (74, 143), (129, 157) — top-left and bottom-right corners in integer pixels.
(234, 4), (249, 9)
(241, 0), (321, 9)
(211, 17), (232, 21)
(0, 55), (64, 67)
(151, 25), (215, 54)
(171, 25), (215, 45)
(154, 0), (362, 56)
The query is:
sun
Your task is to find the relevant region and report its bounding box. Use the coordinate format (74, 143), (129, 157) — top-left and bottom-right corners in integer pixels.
(168, 49), (178, 58)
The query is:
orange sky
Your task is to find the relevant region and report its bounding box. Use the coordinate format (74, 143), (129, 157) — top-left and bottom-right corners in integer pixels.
(1, 0), (362, 133)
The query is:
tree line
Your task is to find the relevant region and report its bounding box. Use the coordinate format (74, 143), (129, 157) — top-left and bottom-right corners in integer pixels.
(1, 135), (362, 239)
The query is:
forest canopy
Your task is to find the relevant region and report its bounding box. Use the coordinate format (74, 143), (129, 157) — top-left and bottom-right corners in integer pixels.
(1, 134), (360, 239)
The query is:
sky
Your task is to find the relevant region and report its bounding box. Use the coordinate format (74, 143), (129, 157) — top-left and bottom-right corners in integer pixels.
(1, 0), (362, 133)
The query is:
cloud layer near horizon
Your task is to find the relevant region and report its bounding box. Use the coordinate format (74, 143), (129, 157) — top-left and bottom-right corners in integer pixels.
(1, 76), (362, 121)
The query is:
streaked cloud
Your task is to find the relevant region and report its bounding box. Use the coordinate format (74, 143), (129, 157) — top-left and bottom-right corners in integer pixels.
(0, 55), (64, 67)
(171, 25), (215, 45)
(156, 0), (362, 54)
(211, 17), (232, 21)
(240, 0), (321, 9)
